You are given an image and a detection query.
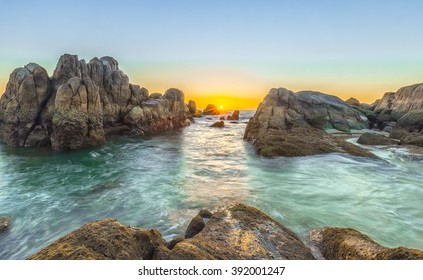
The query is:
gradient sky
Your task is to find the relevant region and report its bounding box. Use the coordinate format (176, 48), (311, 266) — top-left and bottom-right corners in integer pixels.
(1, 0), (423, 109)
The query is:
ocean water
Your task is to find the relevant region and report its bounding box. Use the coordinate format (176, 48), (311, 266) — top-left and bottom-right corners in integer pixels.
(0, 110), (422, 259)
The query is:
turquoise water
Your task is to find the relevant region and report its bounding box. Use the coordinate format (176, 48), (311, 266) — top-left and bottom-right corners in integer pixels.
(0, 111), (422, 259)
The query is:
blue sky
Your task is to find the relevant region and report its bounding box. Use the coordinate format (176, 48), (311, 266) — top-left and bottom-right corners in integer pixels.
(1, 0), (423, 107)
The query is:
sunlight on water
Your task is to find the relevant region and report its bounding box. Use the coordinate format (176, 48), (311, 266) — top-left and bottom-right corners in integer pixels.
(0, 110), (422, 259)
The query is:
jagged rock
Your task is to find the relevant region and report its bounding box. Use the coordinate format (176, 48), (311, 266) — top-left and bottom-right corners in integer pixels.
(345, 97), (360, 107)
(0, 217), (11, 233)
(155, 204), (315, 260)
(244, 88), (376, 158)
(357, 132), (398, 145)
(0, 63), (52, 147)
(211, 121), (224, 128)
(309, 227), (423, 260)
(390, 110), (423, 147)
(0, 54), (188, 151)
(227, 110), (240, 120)
(192, 110), (203, 118)
(185, 215), (206, 238)
(203, 104), (220, 115)
(28, 218), (166, 260)
(188, 100), (196, 114)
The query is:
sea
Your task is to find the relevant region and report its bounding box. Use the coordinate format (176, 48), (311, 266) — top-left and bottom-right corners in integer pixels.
(0, 110), (422, 259)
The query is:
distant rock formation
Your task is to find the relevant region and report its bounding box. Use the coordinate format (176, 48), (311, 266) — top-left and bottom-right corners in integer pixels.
(210, 121), (224, 128)
(187, 100), (196, 114)
(202, 104), (220, 115)
(244, 88), (375, 158)
(310, 227), (423, 260)
(0, 54), (189, 151)
(227, 110), (240, 120)
(28, 203), (422, 260)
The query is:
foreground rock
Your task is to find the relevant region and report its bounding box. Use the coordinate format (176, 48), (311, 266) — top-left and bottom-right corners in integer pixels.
(357, 132), (399, 145)
(0, 217), (11, 233)
(155, 204), (315, 260)
(202, 104), (220, 115)
(28, 218), (166, 260)
(0, 54), (189, 151)
(244, 88), (376, 158)
(310, 227), (423, 260)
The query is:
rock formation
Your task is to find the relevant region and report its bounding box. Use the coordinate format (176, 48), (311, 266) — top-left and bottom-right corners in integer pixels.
(210, 121), (224, 128)
(345, 97), (360, 107)
(309, 227), (423, 260)
(244, 88), (375, 158)
(28, 204), (422, 260)
(390, 110), (423, 147)
(187, 100), (196, 114)
(202, 104), (220, 115)
(0, 54), (189, 151)
(357, 132), (399, 145)
(227, 110), (240, 120)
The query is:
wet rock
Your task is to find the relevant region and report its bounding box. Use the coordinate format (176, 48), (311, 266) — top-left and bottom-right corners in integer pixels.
(0, 217), (11, 233)
(357, 132), (399, 145)
(244, 88), (376, 158)
(211, 121), (224, 128)
(185, 215), (206, 238)
(227, 110), (240, 120)
(156, 204), (315, 260)
(309, 227), (423, 260)
(203, 104), (220, 115)
(28, 218), (166, 260)
(390, 110), (423, 147)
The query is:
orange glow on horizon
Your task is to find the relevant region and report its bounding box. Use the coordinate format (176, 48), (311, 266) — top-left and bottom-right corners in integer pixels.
(186, 95), (263, 111)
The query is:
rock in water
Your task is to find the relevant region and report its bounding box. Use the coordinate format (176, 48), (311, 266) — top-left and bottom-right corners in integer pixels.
(0, 54), (189, 151)
(227, 110), (240, 120)
(211, 121), (224, 128)
(28, 218), (166, 260)
(155, 204), (315, 260)
(0, 217), (11, 232)
(309, 227), (423, 260)
(202, 104), (220, 115)
(357, 132), (399, 145)
(390, 110), (423, 147)
(244, 88), (376, 158)
(187, 100), (196, 114)
(185, 215), (206, 238)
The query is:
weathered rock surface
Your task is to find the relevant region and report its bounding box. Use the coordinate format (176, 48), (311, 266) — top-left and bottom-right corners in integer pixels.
(345, 97), (360, 107)
(244, 88), (376, 158)
(0, 54), (189, 151)
(309, 227), (423, 260)
(211, 121), (224, 128)
(202, 104), (220, 115)
(0, 217), (11, 233)
(155, 204), (315, 260)
(390, 110), (423, 146)
(357, 132), (399, 145)
(28, 218), (166, 260)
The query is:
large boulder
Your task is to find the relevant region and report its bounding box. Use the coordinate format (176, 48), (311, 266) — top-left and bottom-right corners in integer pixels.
(357, 132), (398, 145)
(155, 204), (315, 260)
(0, 63), (52, 147)
(202, 104), (220, 115)
(310, 227), (423, 260)
(244, 88), (376, 158)
(390, 110), (423, 147)
(28, 218), (166, 260)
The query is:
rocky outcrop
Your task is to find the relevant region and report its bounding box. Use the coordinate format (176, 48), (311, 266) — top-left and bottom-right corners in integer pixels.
(202, 104), (220, 115)
(345, 97), (360, 107)
(0, 54), (189, 151)
(155, 204), (315, 260)
(28, 218), (166, 260)
(210, 121), (224, 128)
(244, 88), (376, 158)
(227, 110), (240, 120)
(309, 227), (423, 260)
(390, 110), (423, 147)
(357, 132), (399, 145)
(187, 100), (196, 114)
(0, 217), (10, 233)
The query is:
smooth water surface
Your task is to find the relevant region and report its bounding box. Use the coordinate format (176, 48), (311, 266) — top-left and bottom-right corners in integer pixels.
(0, 111), (422, 259)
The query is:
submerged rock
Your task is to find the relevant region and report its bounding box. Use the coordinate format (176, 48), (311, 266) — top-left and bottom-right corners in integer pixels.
(357, 132), (398, 145)
(309, 227), (423, 260)
(211, 121), (224, 128)
(0, 217), (11, 233)
(244, 88), (375, 158)
(28, 218), (166, 260)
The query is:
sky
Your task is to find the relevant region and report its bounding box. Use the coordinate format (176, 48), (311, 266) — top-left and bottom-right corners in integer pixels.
(0, 0), (423, 109)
